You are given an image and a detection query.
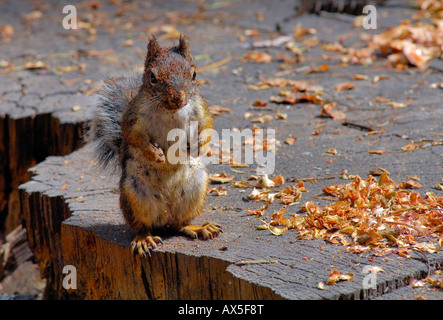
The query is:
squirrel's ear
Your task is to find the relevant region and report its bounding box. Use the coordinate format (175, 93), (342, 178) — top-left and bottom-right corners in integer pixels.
(177, 34), (193, 63)
(146, 34), (160, 66)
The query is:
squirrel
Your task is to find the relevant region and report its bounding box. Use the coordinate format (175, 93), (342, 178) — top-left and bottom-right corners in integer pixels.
(87, 34), (221, 257)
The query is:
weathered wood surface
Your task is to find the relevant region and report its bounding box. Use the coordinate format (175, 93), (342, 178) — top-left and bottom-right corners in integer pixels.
(0, 71), (93, 236)
(19, 144), (443, 300)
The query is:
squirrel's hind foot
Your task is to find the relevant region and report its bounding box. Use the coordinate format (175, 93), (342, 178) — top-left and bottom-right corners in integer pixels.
(180, 222), (222, 240)
(131, 234), (163, 258)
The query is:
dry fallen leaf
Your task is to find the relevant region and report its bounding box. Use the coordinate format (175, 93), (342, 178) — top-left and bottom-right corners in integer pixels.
(255, 174), (277, 188)
(270, 93), (323, 105)
(232, 178), (254, 188)
(251, 114), (274, 123)
(275, 109), (288, 120)
(293, 24), (317, 38)
(317, 282), (326, 290)
(209, 172), (235, 184)
(22, 10), (43, 25)
(321, 102), (346, 120)
(375, 96), (391, 103)
(243, 111), (254, 119)
(268, 224), (287, 236)
(326, 270), (354, 285)
(406, 175), (421, 181)
(243, 50), (273, 63)
(160, 24), (180, 39)
(251, 99), (268, 107)
(24, 61), (50, 70)
(368, 150), (385, 155)
(56, 65), (77, 73)
(285, 137), (298, 145)
(366, 266), (385, 274)
(372, 75), (389, 83)
(353, 74), (369, 80)
(123, 39), (134, 47)
(402, 41), (437, 70)
(0, 60), (10, 68)
(275, 51), (302, 64)
(386, 101), (407, 109)
(401, 142), (427, 151)
(396, 180), (423, 189)
(426, 277), (443, 289)
(412, 279), (426, 288)
(272, 174), (285, 187)
(258, 78), (312, 91)
(247, 84), (271, 91)
(335, 81), (356, 92)
(252, 35), (293, 48)
(353, 15), (365, 28)
(1, 24), (14, 38)
(306, 64), (329, 73)
(248, 203), (269, 216)
(323, 148), (337, 156)
(209, 105), (231, 116)
(208, 186), (228, 196)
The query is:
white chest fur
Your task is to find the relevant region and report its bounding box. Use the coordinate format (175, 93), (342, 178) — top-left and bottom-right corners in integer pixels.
(147, 101), (196, 151)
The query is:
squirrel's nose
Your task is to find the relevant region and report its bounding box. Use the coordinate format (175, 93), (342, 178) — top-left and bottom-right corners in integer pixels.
(168, 90), (188, 109)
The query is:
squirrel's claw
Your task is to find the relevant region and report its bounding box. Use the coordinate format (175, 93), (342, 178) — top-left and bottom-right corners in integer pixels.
(142, 141), (165, 163)
(131, 235), (163, 257)
(180, 222), (222, 240)
(152, 145), (165, 163)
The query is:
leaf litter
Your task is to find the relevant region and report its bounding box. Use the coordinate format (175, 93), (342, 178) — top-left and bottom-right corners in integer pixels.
(241, 171), (442, 259)
(211, 2), (443, 278)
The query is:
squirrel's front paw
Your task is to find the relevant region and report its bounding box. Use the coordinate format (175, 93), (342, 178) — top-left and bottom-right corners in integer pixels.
(153, 145), (165, 163)
(145, 142), (165, 163)
(131, 234), (163, 257)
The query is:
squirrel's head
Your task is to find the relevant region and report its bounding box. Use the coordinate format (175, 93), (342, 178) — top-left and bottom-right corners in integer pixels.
(141, 34), (198, 111)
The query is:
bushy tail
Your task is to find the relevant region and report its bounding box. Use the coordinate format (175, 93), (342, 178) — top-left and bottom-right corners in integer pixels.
(87, 73), (142, 171)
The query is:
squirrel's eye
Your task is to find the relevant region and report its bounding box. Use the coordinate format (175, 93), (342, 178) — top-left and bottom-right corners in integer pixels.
(192, 71), (196, 81)
(150, 72), (157, 84)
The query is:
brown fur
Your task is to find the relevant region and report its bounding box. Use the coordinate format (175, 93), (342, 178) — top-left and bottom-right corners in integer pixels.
(114, 35), (220, 256)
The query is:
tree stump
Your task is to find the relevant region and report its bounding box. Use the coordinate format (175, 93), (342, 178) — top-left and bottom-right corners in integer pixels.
(0, 71), (93, 237)
(19, 144), (443, 300)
